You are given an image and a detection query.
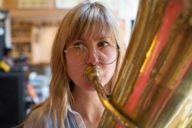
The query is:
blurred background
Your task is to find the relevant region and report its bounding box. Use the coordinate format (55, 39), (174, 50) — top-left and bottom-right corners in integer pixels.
(0, 0), (138, 127)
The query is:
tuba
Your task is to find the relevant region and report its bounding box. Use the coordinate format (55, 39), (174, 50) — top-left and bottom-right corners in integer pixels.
(85, 0), (192, 127)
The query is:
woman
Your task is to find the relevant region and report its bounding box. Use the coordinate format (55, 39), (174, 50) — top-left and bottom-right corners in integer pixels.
(22, 2), (125, 128)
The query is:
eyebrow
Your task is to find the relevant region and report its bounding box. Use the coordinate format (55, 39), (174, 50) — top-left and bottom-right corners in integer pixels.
(99, 36), (112, 40)
(71, 39), (86, 45)
(73, 34), (112, 43)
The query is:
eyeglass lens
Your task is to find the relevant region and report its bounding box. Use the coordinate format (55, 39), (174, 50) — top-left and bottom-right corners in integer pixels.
(65, 45), (118, 65)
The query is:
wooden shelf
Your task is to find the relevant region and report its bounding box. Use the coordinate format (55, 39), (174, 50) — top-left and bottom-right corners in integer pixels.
(4, 0), (68, 23)
(10, 21), (33, 64)
(12, 37), (31, 44)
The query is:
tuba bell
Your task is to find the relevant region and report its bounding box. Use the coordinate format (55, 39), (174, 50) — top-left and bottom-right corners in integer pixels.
(85, 0), (192, 127)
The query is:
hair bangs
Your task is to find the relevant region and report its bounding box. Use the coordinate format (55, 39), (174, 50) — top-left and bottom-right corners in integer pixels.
(71, 3), (112, 41)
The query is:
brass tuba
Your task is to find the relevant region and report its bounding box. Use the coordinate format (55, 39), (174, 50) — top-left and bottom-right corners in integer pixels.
(85, 0), (192, 127)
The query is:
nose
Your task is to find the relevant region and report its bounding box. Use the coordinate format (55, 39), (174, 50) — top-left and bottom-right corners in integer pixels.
(85, 50), (100, 65)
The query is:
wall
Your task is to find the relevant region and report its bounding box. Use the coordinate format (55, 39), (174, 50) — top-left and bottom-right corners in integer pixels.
(3, 0), (68, 23)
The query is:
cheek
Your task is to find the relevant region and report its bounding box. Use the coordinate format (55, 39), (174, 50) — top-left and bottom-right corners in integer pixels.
(100, 62), (117, 85)
(66, 62), (84, 83)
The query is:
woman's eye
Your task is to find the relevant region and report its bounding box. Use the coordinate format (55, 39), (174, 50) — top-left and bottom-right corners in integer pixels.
(72, 41), (85, 48)
(97, 41), (109, 48)
(73, 42), (83, 46)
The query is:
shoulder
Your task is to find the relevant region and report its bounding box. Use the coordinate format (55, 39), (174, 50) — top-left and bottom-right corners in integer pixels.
(65, 107), (86, 128)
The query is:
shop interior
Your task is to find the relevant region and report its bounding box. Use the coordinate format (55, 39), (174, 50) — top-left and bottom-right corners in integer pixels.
(0, 0), (138, 127)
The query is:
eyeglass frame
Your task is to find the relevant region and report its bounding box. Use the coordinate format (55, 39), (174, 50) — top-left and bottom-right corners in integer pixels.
(63, 43), (120, 65)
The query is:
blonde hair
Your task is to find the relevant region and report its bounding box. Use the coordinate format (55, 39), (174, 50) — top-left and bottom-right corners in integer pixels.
(22, 2), (125, 128)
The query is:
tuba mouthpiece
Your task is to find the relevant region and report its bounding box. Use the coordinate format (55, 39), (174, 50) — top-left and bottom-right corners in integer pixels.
(84, 66), (103, 83)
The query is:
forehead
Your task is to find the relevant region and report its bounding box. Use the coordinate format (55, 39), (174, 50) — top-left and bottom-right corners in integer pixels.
(81, 25), (113, 40)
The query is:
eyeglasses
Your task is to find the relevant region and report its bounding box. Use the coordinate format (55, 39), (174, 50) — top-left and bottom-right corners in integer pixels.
(64, 42), (119, 65)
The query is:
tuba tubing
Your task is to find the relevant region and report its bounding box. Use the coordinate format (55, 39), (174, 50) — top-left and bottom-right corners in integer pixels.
(85, 0), (192, 127)
(85, 66), (138, 128)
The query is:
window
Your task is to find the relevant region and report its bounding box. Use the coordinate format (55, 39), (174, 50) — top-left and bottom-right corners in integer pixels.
(55, 0), (85, 9)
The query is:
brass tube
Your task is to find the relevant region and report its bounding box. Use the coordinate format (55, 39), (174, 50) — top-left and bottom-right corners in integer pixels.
(85, 66), (138, 128)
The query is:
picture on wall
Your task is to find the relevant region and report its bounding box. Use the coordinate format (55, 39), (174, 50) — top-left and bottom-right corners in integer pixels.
(18, 0), (54, 9)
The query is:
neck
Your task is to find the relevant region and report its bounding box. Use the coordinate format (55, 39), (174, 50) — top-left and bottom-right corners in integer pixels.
(72, 85), (104, 127)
